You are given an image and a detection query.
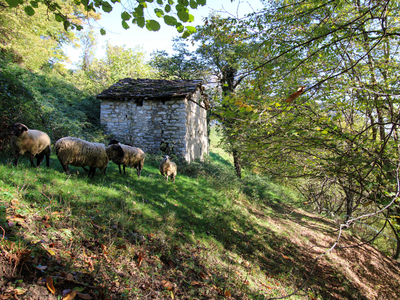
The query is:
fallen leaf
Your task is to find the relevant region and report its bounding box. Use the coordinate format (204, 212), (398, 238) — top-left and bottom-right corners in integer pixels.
(213, 285), (223, 294)
(243, 280), (250, 285)
(199, 272), (207, 279)
(66, 273), (74, 281)
(63, 290), (77, 300)
(281, 254), (291, 260)
(191, 281), (201, 286)
(225, 290), (232, 298)
(46, 276), (56, 294)
(261, 283), (273, 289)
(138, 252), (143, 267)
(168, 260), (175, 268)
(87, 258), (94, 272)
(77, 292), (93, 299)
(14, 287), (26, 295)
(7, 215), (25, 224)
(37, 265), (48, 271)
(162, 280), (174, 291)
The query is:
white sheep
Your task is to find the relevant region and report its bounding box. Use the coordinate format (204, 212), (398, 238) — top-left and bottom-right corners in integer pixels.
(55, 137), (123, 178)
(159, 155), (177, 183)
(106, 139), (145, 177)
(10, 123), (51, 167)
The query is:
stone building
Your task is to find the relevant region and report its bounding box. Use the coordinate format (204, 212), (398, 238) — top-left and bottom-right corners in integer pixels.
(98, 78), (209, 162)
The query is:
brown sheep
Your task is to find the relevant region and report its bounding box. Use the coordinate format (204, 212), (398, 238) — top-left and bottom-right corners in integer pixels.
(159, 155), (177, 183)
(55, 137), (123, 178)
(10, 123), (51, 167)
(107, 139), (145, 177)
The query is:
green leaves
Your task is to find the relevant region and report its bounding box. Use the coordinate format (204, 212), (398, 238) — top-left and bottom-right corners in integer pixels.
(121, 11), (131, 21)
(177, 10), (189, 22)
(154, 8), (164, 17)
(101, 1), (113, 13)
(189, 0), (197, 9)
(8, 0), (203, 35)
(136, 17), (145, 28)
(146, 20), (161, 31)
(30, 1), (38, 8)
(122, 20), (130, 29)
(5, 0), (21, 8)
(164, 15), (177, 26)
(182, 25), (196, 38)
(24, 6), (35, 16)
(54, 13), (65, 22)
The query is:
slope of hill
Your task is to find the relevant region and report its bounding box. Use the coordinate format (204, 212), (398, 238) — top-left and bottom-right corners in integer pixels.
(0, 141), (399, 299)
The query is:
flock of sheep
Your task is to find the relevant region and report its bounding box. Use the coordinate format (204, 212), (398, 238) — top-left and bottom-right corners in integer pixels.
(9, 123), (177, 182)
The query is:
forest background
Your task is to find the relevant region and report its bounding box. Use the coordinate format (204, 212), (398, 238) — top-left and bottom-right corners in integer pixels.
(1, 0), (400, 299)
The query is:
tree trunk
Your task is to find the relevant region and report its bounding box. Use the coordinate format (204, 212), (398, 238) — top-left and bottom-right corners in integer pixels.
(232, 148), (242, 179)
(221, 66), (242, 178)
(344, 185), (354, 222)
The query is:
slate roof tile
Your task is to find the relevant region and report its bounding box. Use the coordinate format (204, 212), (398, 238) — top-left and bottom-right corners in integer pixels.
(97, 78), (204, 100)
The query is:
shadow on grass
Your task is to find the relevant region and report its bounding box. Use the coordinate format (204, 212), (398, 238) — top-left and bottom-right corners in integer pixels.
(1, 154), (398, 299)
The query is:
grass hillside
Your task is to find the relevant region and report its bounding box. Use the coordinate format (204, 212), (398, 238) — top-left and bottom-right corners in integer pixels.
(0, 130), (399, 299)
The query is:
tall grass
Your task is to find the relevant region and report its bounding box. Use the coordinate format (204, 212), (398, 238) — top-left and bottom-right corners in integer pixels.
(0, 140), (312, 299)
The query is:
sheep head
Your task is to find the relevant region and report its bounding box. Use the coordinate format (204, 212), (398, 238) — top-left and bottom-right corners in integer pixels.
(106, 143), (124, 160)
(11, 123), (28, 137)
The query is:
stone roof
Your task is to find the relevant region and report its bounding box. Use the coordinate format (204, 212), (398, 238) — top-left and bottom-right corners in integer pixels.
(97, 78), (204, 101)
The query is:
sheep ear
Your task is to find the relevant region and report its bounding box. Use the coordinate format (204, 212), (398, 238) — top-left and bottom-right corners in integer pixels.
(21, 124), (28, 132)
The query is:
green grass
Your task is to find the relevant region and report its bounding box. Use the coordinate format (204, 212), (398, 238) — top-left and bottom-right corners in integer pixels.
(1, 138), (395, 299)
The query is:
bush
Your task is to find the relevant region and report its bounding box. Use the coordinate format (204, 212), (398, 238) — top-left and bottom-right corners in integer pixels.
(0, 59), (104, 153)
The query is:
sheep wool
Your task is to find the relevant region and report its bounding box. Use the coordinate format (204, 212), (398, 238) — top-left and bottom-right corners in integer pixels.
(55, 137), (111, 178)
(10, 123), (51, 167)
(159, 155), (177, 183)
(106, 139), (145, 177)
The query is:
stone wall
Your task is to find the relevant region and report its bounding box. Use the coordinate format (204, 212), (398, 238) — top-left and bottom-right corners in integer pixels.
(100, 89), (208, 162)
(184, 94), (209, 162)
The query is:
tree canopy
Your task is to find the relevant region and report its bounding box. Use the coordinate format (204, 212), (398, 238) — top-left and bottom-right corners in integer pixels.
(3, 0), (206, 37)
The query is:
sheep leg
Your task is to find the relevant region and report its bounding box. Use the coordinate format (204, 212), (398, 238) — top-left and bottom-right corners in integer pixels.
(118, 164), (122, 174)
(36, 152), (45, 167)
(29, 153), (36, 167)
(137, 167), (141, 178)
(13, 153), (21, 166)
(44, 146), (51, 167)
(45, 153), (50, 167)
(60, 163), (70, 175)
(88, 167), (96, 178)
